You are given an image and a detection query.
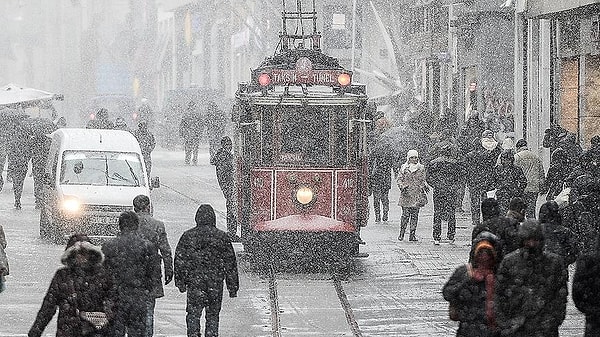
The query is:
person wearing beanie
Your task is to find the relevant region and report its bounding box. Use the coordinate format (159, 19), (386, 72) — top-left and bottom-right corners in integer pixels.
(133, 195), (173, 337)
(174, 204), (239, 337)
(102, 212), (159, 337)
(539, 200), (579, 266)
(443, 231), (501, 337)
(491, 150), (527, 215)
(513, 139), (545, 218)
(495, 219), (568, 337)
(397, 149), (428, 241)
(29, 234), (118, 337)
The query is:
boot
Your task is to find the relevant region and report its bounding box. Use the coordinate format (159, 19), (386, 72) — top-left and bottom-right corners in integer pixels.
(398, 217), (408, 241)
(374, 208), (381, 223)
(382, 211), (388, 222)
(409, 230), (417, 242)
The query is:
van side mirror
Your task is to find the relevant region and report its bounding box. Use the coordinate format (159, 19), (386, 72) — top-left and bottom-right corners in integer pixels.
(151, 176), (160, 189)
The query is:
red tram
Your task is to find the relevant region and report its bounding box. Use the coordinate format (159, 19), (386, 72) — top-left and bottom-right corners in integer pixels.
(233, 2), (374, 261)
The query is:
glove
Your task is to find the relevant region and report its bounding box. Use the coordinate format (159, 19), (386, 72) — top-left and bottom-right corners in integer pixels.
(229, 291), (237, 298)
(164, 270), (174, 285)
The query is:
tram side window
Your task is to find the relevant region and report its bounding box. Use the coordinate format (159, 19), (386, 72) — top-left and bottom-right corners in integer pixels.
(333, 108), (348, 166)
(279, 108), (329, 165)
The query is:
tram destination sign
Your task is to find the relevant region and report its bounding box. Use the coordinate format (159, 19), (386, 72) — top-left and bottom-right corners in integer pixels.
(269, 69), (348, 86)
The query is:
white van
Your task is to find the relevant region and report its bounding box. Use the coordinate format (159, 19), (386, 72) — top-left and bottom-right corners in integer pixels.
(40, 128), (159, 243)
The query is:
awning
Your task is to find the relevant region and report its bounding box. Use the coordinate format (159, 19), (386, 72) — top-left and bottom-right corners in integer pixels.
(527, 0), (600, 18)
(0, 83), (63, 107)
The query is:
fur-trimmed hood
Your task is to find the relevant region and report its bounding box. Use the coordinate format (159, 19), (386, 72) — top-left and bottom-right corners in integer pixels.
(61, 240), (104, 268)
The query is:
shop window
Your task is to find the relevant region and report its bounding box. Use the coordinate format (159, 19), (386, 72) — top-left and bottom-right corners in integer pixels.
(559, 58), (579, 135)
(583, 55), (600, 147)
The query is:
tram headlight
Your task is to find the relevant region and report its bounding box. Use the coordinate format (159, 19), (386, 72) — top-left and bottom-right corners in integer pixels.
(296, 186), (314, 205)
(258, 73), (272, 86)
(337, 73), (351, 86)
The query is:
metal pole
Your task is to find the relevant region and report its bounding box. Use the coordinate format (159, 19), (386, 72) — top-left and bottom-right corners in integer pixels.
(351, 0), (357, 71)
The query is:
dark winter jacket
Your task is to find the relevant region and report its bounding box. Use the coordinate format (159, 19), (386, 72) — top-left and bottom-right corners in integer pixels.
(29, 242), (117, 337)
(540, 222), (579, 266)
(179, 112), (203, 141)
(572, 249), (600, 337)
(426, 156), (461, 197)
(174, 223), (239, 297)
(132, 129), (156, 158)
(369, 152), (394, 193)
(443, 232), (501, 337)
(136, 211), (173, 298)
(464, 145), (502, 190)
(495, 241), (568, 336)
(213, 147), (235, 194)
(542, 148), (573, 199)
(101, 232), (158, 298)
(491, 164), (527, 201)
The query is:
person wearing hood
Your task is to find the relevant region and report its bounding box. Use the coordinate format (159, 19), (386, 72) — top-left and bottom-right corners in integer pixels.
(443, 231), (501, 337)
(426, 145), (462, 245)
(174, 204), (239, 337)
(495, 219), (568, 337)
(464, 130), (502, 226)
(102, 211), (159, 337)
(491, 150), (527, 215)
(396, 150), (428, 241)
(29, 234), (118, 337)
(539, 200), (579, 266)
(513, 139), (545, 218)
(572, 226), (600, 337)
(86, 108), (114, 130)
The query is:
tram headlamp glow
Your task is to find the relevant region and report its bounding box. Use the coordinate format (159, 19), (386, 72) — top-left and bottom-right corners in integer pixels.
(258, 73), (272, 86)
(61, 197), (82, 214)
(337, 73), (351, 86)
(296, 187), (314, 205)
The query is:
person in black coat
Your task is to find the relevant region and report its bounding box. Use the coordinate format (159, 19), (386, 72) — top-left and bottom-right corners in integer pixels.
(133, 121), (156, 178)
(464, 130), (502, 226)
(86, 108), (114, 130)
(572, 238), (600, 337)
(174, 204), (239, 337)
(443, 231), (501, 337)
(29, 234), (117, 337)
(102, 211), (159, 337)
(426, 146), (461, 244)
(369, 150), (394, 222)
(7, 118), (32, 209)
(541, 148), (574, 200)
(179, 101), (203, 166)
(539, 200), (579, 266)
(495, 220), (568, 337)
(492, 150), (527, 215)
(212, 136), (238, 242)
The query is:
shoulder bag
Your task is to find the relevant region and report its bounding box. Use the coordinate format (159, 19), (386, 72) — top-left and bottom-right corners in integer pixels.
(69, 279), (109, 331)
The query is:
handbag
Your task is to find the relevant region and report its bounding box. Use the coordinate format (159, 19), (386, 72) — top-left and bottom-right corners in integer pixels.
(448, 303), (459, 321)
(416, 187), (428, 207)
(78, 310), (109, 330)
(555, 186), (571, 209)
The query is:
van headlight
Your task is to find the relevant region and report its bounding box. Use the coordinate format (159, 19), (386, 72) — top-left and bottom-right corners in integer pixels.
(61, 197), (82, 215)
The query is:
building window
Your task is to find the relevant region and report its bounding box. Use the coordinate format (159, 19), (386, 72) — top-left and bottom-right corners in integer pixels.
(560, 19), (580, 56)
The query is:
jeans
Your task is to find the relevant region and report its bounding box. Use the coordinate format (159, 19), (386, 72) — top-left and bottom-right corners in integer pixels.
(146, 298), (156, 337)
(184, 138), (200, 164)
(186, 287), (223, 337)
(468, 185), (488, 226)
(433, 192), (456, 240)
(114, 293), (147, 337)
(523, 192), (539, 219)
(372, 189), (390, 221)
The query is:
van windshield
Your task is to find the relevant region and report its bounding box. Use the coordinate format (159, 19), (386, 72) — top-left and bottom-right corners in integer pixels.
(60, 151), (146, 187)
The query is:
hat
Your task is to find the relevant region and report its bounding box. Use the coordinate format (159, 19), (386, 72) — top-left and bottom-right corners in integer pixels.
(501, 138), (515, 150)
(195, 204), (216, 226)
(515, 139), (527, 149)
(481, 130), (494, 139)
(65, 233), (90, 250)
(406, 149), (419, 159)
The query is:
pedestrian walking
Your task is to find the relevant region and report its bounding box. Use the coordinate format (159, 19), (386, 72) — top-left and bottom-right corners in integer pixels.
(212, 136), (239, 242)
(102, 211), (159, 337)
(174, 204), (239, 337)
(495, 219), (568, 337)
(133, 195), (174, 337)
(133, 121), (156, 177)
(572, 234), (600, 337)
(369, 150), (394, 223)
(501, 197), (527, 255)
(30, 120), (56, 209)
(29, 234), (118, 337)
(86, 108), (114, 130)
(514, 139), (545, 218)
(0, 224), (8, 293)
(539, 200), (579, 266)
(426, 146), (461, 244)
(179, 101), (203, 166)
(114, 117), (129, 131)
(464, 130), (502, 226)
(7, 119), (32, 210)
(396, 150), (428, 241)
(443, 231), (501, 337)
(541, 148), (574, 201)
(491, 150), (527, 215)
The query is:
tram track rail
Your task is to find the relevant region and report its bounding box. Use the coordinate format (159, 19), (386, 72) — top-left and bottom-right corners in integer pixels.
(267, 264), (363, 337)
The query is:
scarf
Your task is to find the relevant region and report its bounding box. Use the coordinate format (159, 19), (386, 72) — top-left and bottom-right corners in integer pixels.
(468, 254), (497, 329)
(481, 138), (498, 151)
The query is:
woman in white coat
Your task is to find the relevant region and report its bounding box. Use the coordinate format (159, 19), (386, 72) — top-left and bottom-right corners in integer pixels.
(397, 150), (428, 241)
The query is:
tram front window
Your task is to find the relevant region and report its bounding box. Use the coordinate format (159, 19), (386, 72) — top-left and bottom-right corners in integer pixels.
(279, 108), (329, 165)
